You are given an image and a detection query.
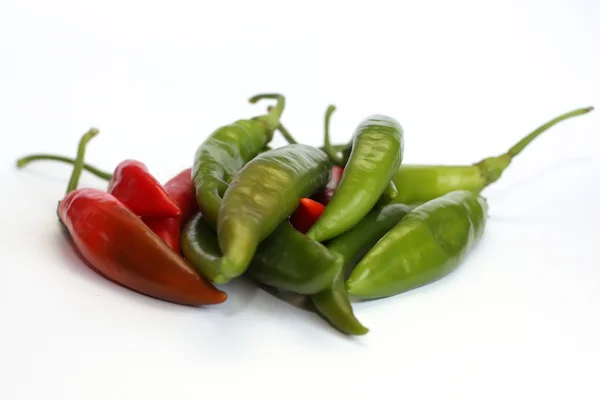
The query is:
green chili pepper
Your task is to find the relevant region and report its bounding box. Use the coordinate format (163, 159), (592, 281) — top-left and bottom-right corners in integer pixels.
(217, 143), (332, 281)
(306, 113), (404, 242)
(183, 212), (342, 291)
(346, 190), (487, 300)
(181, 212), (223, 282)
(248, 221), (343, 294)
(310, 203), (414, 335)
(192, 93), (285, 228)
(391, 106), (593, 205)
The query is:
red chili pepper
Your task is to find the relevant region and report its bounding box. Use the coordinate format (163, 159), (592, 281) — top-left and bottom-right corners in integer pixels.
(141, 168), (196, 253)
(107, 159), (181, 218)
(51, 129), (227, 306)
(290, 198), (326, 234)
(313, 165), (344, 205)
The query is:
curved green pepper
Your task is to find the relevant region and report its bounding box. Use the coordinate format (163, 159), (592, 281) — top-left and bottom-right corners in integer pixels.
(346, 190), (488, 300)
(218, 144), (332, 281)
(391, 106), (593, 205)
(306, 114), (404, 242)
(192, 93), (285, 228)
(310, 203), (414, 335)
(248, 221), (343, 294)
(181, 211), (223, 282)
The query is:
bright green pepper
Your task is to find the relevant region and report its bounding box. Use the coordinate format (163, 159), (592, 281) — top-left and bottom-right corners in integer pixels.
(218, 144), (332, 281)
(192, 93), (285, 228)
(306, 113), (404, 242)
(391, 107), (593, 205)
(310, 203), (414, 335)
(346, 190), (488, 300)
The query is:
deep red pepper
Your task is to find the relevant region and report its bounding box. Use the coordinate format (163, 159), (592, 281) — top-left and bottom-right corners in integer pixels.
(313, 165), (344, 205)
(107, 159), (181, 218)
(45, 129), (228, 306)
(59, 188), (227, 305)
(290, 198), (326, 234)
(141, 168), (196, 253)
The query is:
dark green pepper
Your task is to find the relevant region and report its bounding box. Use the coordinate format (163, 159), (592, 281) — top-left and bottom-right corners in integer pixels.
(306, 113), (404, 242)
(182, 211), (341, 292)
(192, 93), (285, 228)
(391, 106), (593, 205)
(310, 203), (414, 335)
(248, 221), (343, 295)
(218, 143), (332, 281)
(346, 190), (488, 300)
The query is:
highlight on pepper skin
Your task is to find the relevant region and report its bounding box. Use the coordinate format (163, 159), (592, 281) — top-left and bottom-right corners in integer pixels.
(14, 97), (594, 336)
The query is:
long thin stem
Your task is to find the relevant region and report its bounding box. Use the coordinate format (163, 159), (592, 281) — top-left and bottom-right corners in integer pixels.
(322, 105), (344, 165)
(507, 106), (594, 158)
(16, 154), (112, 181)
(276, 123), (298, 145)
(249, 93), (286, 132)
(66, 128), (100, 194)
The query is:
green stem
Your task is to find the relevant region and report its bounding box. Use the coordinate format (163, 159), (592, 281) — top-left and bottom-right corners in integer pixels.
(508, 106), (594, 157)
(249, 93), (286, 133)
(476, 106), (595, 186)
(65, 128), (100, 194)
(322, 105), (344, 165)
(276, 123), (298, 145)
(16, 154), (113, 181)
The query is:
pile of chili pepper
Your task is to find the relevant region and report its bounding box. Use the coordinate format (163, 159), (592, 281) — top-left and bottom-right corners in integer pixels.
(15, 93), (594, 336)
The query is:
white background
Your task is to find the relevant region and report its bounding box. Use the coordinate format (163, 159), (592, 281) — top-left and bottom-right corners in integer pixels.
(1, 0), (599, 399)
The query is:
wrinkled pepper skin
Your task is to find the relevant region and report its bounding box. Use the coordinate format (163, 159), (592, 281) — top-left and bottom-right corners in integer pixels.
(59, 188), (227, 306)
(310, 203), (414, 335)
(307, 114), (404, 242)
(390, 106), (594, 205)
(192, 94), (285, 228)
(248, 221), (343, 295)
(218, 144), (332, 281)
(346, 190), (488, 300)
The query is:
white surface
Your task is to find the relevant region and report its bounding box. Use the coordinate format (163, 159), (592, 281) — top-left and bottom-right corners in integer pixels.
(1, 0), (600, 399)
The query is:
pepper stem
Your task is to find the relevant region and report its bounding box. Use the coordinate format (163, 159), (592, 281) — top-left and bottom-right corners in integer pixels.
(16, 154), (112, 181)
(322, 105), (344, 165)
(249, 93), (286, 135)
(65, 128), (100, 194)
(275, 121), (298, 145)
(476, 106), (594, 185)
(508, 106), (594, 157)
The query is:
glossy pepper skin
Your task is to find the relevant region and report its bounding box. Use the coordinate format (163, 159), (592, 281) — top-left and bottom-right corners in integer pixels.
(107, 159), (181, 218)
(307, 114), (404, 242)
(310, 203), (414, 335)
(59, 188), (227, 305)
(391, 106), (593, 205)
(192, 93), (285, 228)
(181, 211), (223, 282)
(141, 168), (197, 252)
(346, 190), (487, 300)
(313, 165), (344, 205)
(50, 128), (226, 306)
(248, 221), (343, 295)
(218, 143), (332, 281)
(289, 198), (326, 234)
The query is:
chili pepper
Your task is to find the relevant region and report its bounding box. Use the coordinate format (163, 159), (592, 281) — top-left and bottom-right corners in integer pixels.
(346, 190), (487, 300)
(140, 168), (196, 252)
(53, 129), (227, 306)
(192, 93), (286, 228)
(310, 203), (414, 335)
(289, 198), (326, 234)
(107, 159), (181, 218)
(377, 180), (398, 205)
(248, 221), (343, 294)
(16, 154), (195, 253)
(391, 106), (593, 205)
(183, 211), (342, 293)
(306, 113), (404, 242)
(218, 143), (332, 281)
